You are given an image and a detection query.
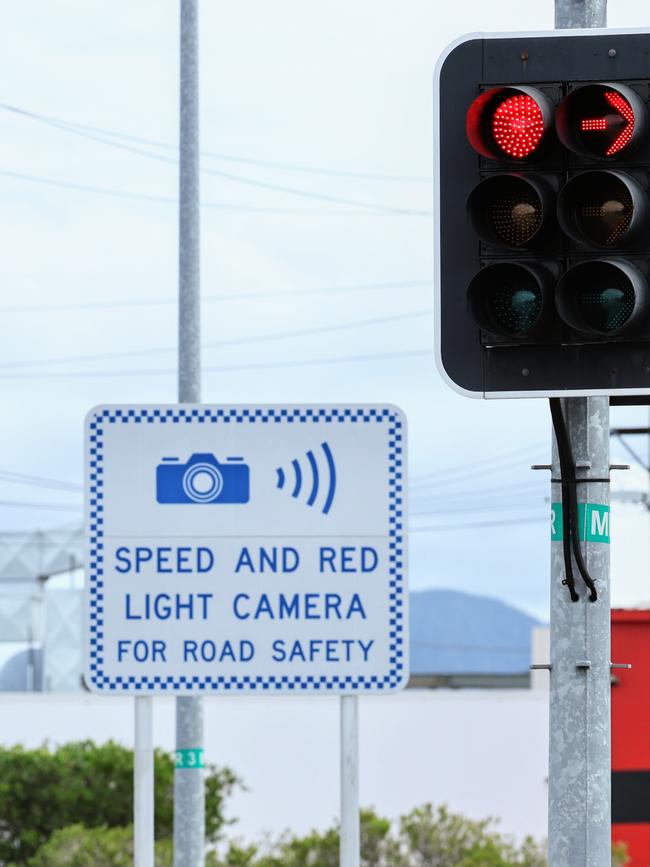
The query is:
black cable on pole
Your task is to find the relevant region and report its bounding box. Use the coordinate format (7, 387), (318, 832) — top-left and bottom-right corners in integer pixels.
(549, 398), (598, 602)
(550, 399), (579, 601)
(554, 402), (599, 601)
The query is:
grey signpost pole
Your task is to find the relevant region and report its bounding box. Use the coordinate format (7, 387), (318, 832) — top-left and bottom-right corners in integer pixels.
(340, 695), (360, 867)
(174, 2), (205, 866)
(550, 10), (610, 867)
(134, 697), (154, 867)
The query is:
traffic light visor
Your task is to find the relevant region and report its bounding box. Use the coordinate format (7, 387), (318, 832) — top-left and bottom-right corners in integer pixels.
(466, 86), (554, 161)
(556, 83), (647, 159)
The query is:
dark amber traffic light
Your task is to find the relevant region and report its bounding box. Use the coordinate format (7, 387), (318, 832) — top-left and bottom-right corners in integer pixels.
(468, 174), (554, 249)
(557, 170), (649, 249)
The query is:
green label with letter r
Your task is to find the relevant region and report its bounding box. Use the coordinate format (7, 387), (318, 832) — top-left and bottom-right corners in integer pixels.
(175, 748), (204, 769)
(551, 502), (610, 544)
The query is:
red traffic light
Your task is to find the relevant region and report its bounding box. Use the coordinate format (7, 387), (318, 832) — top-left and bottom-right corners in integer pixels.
(556, 83), (647, 159)
(466, 86), (554, 161)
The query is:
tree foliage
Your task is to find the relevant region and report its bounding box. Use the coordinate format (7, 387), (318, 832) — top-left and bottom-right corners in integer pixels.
(24, 802), (630, 867)
(0, 738), (627, 867)
(23, 825), (172, 867)
(213, 805), (547, 867)
(0, 741), (237, 866)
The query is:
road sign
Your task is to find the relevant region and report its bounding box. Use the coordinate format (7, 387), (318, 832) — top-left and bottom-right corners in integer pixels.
(84, 405), (408, 694)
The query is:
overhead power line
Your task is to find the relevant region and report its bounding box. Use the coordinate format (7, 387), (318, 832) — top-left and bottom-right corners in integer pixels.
(410, 515), (548, 532)
(0, 499), (81, 512)
(411, 501), (546, 518)
(410, 478), (544, 503)
(0, 168), (419, 218)
(0, 309), (432, 371)
(0, 103), (432, 217)
(410, 442), (548, 488)
(0, 349), (430, 381)
(1, 105), (433, 183)
(0, 469), (82, 493)
(0, 279), (431, 315)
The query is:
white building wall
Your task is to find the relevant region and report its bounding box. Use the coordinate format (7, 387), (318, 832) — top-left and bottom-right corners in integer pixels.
(531, 626), (551, 691)
(0, 690), (549, 845)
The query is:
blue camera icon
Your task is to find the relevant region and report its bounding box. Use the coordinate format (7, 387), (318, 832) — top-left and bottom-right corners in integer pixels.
(156, 453), (249, 505)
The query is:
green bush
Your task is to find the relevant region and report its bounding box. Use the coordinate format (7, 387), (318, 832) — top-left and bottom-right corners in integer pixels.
(21, 805), (631, 867)
(212, 805), (547, 867)
(23, 825), (171, 867)
(0, 741), (237, 866)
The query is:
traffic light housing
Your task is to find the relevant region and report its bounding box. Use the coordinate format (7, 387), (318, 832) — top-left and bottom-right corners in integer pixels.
(435, 30), (650, 398)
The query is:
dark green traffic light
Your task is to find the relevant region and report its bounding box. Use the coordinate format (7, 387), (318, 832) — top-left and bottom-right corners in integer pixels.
(467, 263), (552, 338)
(556, 260), (649, 336)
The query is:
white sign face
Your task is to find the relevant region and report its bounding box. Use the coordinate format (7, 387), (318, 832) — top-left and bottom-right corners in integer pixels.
(85, 405), (408, 694)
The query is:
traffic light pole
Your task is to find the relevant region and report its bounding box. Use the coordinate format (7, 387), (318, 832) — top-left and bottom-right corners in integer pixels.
(549, 399), (611, 867)
(549, 8), (611, 867)
(174, 2), (205, 867)
(555, 0), (607, 28)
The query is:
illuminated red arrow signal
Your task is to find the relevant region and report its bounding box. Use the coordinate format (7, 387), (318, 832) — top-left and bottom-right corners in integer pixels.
(580, 91), (635, 155)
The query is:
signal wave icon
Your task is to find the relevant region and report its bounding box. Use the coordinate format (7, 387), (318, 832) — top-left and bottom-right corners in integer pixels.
(276, 442), (336, 515)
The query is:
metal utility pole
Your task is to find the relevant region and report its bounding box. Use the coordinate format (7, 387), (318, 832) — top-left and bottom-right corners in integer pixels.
(340, 695), (360, 867)
(134, 698), (155, 867)
(555, 0), (607, 28)
(174, 2), (205, 866)
(549, 9), (610, 867)
(549, 399), (611, 867)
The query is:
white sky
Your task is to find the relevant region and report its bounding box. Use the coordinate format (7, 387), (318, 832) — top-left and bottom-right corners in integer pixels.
(1, 0), (650, 622)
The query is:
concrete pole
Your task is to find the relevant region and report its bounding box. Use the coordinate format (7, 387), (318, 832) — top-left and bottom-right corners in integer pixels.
(340, 695), (360, 867)
(134, 697), (155, 867)
(174, 2), (205, 867)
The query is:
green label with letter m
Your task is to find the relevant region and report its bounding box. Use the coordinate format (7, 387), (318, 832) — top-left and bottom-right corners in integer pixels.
(551, 503), (610, 544)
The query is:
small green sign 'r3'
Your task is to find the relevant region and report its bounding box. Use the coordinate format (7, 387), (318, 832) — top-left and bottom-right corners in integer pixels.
(551, 502), (610, 544)
(175, 748), (204, 769)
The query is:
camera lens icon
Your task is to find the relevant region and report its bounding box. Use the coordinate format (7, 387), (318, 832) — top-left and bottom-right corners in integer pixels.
(181, 463), (224, 503)
(157, 453), (249, 505)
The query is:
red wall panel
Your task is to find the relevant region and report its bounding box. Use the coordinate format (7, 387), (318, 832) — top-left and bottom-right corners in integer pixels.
(612, 609), (650, 867)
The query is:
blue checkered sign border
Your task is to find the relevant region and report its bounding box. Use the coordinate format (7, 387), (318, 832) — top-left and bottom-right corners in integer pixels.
(86, 405), (406, 693)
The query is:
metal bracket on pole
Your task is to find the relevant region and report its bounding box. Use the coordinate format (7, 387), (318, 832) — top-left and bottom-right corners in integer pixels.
(532, 463), (628, 471)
